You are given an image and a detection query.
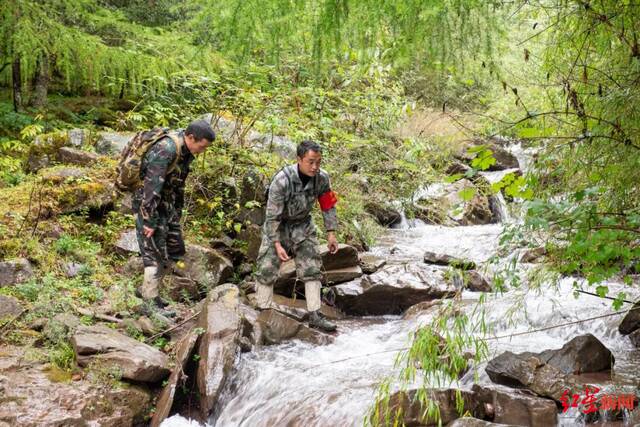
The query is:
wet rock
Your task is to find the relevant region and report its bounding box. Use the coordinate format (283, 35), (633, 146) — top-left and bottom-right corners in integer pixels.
(464, 271), (492, 292)
(115, 229), (139, 255)
(333, 263), (458, 315)
(378, 388), (477, 426)
(537, 334), (614, 374)
(67, 128), (87, 147)
(0, 295), (23, 320)
(96, 132), (133, 156)
(365, 202), (402, 227)
(487, 144), (520, 171)
(485, 352), (580, 402)
(520, 247), (546, 263)
(447, 419), (517, 427)
(360, 254), (386, 275)
(72, 324), (170, 383)
(257, 309), (333, 346)
(471, 384), (558, 427)
(196, 284), (242, 418)
(0, 258), (34, 287)
(402, 300), (443, 320)
(57, 146), (99, 166)
(423, 251), (476, 270)
(319, 244), (359, 271)
(446, 161), (472, 176)
(180, 244), (233, 290)
(618, 300), (640, 335)
(325, 266), (363, 285)
(236, 225), (263, 263)
(416, 180), (498, 226)
(239, 302), (263, 349)
(460, 194), (494, 225)
(629, 328), (640, 348)
(152, 328), (200, 427)
(0, 349), (152, 426)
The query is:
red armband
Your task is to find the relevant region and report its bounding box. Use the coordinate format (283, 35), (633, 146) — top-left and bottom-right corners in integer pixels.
(318, 190), (338, 211)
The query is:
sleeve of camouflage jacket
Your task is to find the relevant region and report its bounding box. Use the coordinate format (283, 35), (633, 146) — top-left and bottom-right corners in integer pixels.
(264, 171), (287, 243)
(139, 138), (177, 228)
(318, 170), (338, 232)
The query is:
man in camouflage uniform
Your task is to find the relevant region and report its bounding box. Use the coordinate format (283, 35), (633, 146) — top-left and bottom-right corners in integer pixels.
(255, 140), (339, 332)
(133, 120), (215, 308)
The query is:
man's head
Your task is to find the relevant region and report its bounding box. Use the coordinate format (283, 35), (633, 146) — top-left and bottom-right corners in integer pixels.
(296, 140), (323, 177)
(184, 119), (216, 155)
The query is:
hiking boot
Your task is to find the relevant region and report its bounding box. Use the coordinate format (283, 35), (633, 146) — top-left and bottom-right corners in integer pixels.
(308, 310), (337, 332)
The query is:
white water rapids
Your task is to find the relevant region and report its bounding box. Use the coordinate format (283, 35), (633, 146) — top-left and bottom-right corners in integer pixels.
(163, 144), (640, 427)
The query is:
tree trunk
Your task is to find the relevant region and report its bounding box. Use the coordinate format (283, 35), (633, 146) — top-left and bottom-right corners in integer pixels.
(31, 54), (49, 108)
(12, 58), (23, 112)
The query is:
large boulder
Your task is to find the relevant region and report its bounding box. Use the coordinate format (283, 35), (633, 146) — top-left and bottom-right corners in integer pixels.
(360, 254), (386, 275)
(0, 258), (34, 287)
(0, 347), (152, 426)
(256, 309), (333, 346)
(0, 295), (23, 320)
(333, 263), (458, 315)
(486, 144), (520, 171)
(180, 244), (234, 290)
(471, 384), (558, 427)
(464, 271), (492, 292)
(115, 229), (139, 255)
(519, 247), (547, 263)
(57, 146), (99, 166)
(72, 324), (170, 383)
(249, 133), (297, 159)
(537, 334), (614, 374)
(415, 180), (497, 226)
(365, 202), (402, 227)
(40, 168), (117, 215)
(247, 293), (345, 321)
(95, 132), (134, 156)
(196, 284), (242, 418)
(629, 329), (640, 348)
(424, 251), (476, 270)
(67, 128), (88, 147)
(618, 300), (640, 335)
(319, 243), (359, 271)
(152, 328), (201, 427)
(485, 352), (581, 402)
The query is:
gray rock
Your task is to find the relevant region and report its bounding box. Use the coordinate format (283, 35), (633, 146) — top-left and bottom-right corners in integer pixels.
(67, 128), (87, 147)
(447, 419), (518, 427)
(618, 300), (640, 335)
(240, 168), (268, 205)
(118, 193), (134, 214)
(43, 313), (81, 343)
(319, 243), (359, 271)
(72, 324), (170, 383)
(249, 134), (297, 159)
(629, 328), (640, 348)
(485, 352), (581, 402)
(487, 144), (520, 171)
(0, 258), (34, 287)
(257, 309), (333, 346)
(237, 224), (262, 262)
(380, 388), (477, 426)
(365, 202), (402, 227)
(247, 293), (344, 322)
(115, 229), (139, 255)
(180, 244), (234, 290)
(471, 384), (557, 427)
(402, 300), (443, 320)
(465, 271), (492, 292)
(26, 152), (50, 172)
(0, 349), (152, 426)
(58, 147), (99, 166)
(424, 251), (476, 270)
(334, 263), (458, 315)
(538, 333), (614, 374)
(196, 284), (242, 418)
(520, 247), (546, 263)
(151, 328), (200, 427)
(325, 265), (363, 284)
(235, 206), (265, 226)
(96, 132), (134, 156)
(40, 167), (85, 182)
(0, 295), (23, 320)
(359, 254), (386, 274)
(64, 262), (85, 278)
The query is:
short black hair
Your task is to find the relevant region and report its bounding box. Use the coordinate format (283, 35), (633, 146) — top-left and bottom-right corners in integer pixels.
(297, 140), (322, 158)
(185, 119), (216, 142)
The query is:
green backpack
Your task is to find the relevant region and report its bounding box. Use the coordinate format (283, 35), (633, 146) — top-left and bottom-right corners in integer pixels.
(115, 128), (183, 191)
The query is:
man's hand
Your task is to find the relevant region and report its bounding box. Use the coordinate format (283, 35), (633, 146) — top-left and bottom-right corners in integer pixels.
(143, 225), (155, 238)
(327, 231), (338, 254)
(274, 241), (291, 262)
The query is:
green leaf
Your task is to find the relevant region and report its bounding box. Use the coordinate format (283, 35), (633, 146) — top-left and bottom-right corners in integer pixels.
(458, 187), (476, 201)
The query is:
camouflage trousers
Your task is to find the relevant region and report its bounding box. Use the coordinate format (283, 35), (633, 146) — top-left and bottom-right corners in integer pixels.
(134, 204), (186, 268)
(254, 219), (323, 311)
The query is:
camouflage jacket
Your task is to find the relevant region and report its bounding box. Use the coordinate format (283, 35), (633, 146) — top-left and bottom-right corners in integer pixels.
(133, 132), (194, 228)
(264, 164), (338, 243)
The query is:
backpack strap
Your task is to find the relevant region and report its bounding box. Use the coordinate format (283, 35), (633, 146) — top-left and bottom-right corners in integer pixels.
(165, 132), (184, 175)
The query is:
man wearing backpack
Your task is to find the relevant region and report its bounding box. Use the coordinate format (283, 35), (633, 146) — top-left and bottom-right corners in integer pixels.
(119, 120), (215, 309)
(254, 140), (339, 332)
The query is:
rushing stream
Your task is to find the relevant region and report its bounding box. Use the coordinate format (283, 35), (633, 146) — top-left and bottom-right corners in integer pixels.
(163, 143), (640, 427)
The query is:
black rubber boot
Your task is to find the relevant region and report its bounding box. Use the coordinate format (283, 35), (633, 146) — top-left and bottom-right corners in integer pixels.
(308, 311), (337, 332)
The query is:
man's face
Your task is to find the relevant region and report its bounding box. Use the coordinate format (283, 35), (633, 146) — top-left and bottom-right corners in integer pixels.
(186, 134), (213, 155)
(297, 150), (322, 176)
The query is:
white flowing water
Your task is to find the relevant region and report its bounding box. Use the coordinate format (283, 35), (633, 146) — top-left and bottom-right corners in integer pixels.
(164, 144), (640, 427)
